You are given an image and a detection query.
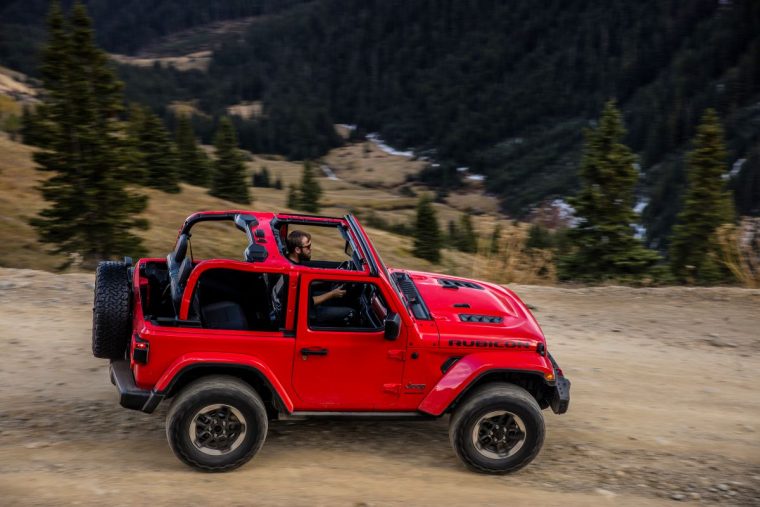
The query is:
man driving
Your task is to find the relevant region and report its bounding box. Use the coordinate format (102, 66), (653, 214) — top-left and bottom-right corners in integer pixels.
(270, 230), (348, 327)
(286, 230), (347, 303)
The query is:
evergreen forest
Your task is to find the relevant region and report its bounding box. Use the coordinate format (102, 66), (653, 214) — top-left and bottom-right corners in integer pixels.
(1, 0), (759, 260)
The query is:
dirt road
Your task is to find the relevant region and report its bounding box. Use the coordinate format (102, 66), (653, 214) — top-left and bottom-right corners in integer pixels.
(0, 268), (758, 506)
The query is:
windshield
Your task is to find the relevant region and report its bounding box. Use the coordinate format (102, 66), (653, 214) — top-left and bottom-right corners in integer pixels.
(345, 214), (410, 314)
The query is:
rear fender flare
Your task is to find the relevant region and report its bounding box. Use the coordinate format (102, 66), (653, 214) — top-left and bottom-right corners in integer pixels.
(417, 352), (553, 416)
(155, 353), (294, 413)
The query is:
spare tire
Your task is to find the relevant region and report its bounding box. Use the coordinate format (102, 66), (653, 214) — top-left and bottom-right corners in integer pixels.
(92, 261), (132, 359)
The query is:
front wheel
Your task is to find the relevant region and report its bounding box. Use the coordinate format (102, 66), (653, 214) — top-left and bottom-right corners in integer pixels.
(449, 383), (545, 474)
(166, 376), (268, 472)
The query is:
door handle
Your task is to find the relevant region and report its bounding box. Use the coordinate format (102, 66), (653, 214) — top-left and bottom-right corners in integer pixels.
(300, 347), (328, 357)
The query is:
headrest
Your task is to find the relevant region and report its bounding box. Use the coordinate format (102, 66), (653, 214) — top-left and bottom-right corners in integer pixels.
(177, 256), (193, 283)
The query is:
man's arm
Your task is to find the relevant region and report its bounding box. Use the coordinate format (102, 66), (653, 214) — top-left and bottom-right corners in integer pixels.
(312, 286), (346, 306)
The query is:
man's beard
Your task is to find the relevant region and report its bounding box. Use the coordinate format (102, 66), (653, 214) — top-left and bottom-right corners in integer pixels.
(299, 251), (311, 262)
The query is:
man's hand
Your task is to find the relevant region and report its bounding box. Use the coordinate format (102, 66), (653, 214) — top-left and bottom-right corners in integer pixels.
(330, 285), (347, 299)
(312, 285), (346, 306)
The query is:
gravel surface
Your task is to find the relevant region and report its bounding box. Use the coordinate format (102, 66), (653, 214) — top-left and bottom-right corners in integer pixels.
(0, 268), (758, 506)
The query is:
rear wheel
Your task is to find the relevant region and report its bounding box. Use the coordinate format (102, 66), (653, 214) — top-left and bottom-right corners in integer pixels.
(91, 261), (131, 359)
(449, 383), (545, 474)
(166, 376), (268, 472)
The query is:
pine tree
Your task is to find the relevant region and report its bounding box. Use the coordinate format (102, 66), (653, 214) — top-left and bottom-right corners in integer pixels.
(124, 103), (149, 184)
(286, 184), (299, 209)
(211, 117), (250, 204)
(559, 101), (660, 280)
(299, 161), (322, 212)
(30, 1), (148, 266)
(260, 166), (271, 187)
(669, 109), (736, 283)
(252, 166), (271, 187)
(489, 223), (502, 254)
(137, 108), (180, 193)
(20, 105), (41, 146)
(175, 114), (210, 186)
(413, 195), (442, 263)
(447, 220), (458, 242)
(456, 213), (478, 253)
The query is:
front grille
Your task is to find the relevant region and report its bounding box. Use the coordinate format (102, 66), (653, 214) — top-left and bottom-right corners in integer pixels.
(459, 314), (503, 324)
(437, 278), (484, 290)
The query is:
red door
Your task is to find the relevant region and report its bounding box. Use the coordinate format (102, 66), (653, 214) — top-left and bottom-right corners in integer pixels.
(291, 273), (406, 410)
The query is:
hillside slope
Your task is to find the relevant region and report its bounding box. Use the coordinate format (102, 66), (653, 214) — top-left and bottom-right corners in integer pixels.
(118, 0), (760, 248)
(3, 0), (758, 249)
(0, 133), (547, 282)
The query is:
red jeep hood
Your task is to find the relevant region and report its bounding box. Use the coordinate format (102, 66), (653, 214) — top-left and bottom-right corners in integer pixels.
(398, 270), (546, 344)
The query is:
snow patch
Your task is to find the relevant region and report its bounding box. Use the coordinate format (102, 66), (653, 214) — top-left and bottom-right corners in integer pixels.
(366, 133), (414, 158)
(552, 199), (579, 227)
(725, 158), (746, 180)
(320, 165), (339, 181)
(634, 198), (649, 215)
(466, 174), (485, 182)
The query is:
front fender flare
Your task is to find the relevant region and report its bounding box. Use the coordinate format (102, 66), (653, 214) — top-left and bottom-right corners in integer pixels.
(154, 352), (294, 413)
(417, 352), (553, 416)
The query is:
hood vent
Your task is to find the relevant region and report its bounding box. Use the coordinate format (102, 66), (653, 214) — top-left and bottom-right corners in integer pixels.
(459, 314), (503, 324)
(393, 272), (432, 320)
(438, 278), (484, 290)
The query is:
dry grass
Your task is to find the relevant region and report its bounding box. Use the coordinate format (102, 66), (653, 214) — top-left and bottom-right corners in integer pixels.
(323, 141), (427, 188)
(0, 95), (22, 116)
(227, 101), (263, 120)
(0, 134), (535, 281)
(110, 51), (211, 72)
(0, 134), (69, 270)
(168, 101), (208, 118)
(0, 66), (37, 97)
(445, 191), (501, 215)
(471, 222), (557, 285)
(717, 219), (760, 288)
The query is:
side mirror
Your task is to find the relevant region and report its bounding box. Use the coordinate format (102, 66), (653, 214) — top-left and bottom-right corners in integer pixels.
(384, 312), (401, 341)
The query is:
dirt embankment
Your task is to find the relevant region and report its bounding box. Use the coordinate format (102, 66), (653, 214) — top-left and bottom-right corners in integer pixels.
(0, 268), (758, 506)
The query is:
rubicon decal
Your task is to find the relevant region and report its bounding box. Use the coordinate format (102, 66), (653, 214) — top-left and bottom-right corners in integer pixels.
(448, 339), (533, 349)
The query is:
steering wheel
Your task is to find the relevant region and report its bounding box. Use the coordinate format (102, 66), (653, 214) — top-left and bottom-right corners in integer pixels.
(331, 261), (360, 294)
(336, 260), (357, 271)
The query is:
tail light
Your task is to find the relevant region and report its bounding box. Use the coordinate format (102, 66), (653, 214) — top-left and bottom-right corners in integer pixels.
(133, 334), (149, 364)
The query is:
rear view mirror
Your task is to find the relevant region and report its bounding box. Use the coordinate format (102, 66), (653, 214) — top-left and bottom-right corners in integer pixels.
(384, 312), (401, 341)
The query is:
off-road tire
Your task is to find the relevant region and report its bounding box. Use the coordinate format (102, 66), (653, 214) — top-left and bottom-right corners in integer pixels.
(92, 261), (131, 359)
(449, 383), (545, 474)
(166, 376), (268, 472)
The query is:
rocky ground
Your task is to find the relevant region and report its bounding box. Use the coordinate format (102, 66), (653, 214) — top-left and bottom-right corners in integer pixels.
(0, 268), (758, 506)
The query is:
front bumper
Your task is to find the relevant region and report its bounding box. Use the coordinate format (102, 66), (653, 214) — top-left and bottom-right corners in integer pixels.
(550, 376), (571, 414)
(548, 353), (570, 414)
(109, 359), (163, 413)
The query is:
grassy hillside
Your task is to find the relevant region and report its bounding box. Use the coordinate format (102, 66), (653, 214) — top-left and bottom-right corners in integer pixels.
(0, 133), (552, 284)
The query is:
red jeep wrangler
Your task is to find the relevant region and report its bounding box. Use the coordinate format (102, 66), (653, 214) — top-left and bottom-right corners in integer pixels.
(92, 211), (570, 473)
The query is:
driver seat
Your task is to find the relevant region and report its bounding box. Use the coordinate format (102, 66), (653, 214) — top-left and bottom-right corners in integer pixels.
(167, 234), (191, 314)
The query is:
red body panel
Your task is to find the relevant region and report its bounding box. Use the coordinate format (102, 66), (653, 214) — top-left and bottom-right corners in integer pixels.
(154, 352), (295, 413)
(129, 211), (558, 416)
(417, 351), (553, 416)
